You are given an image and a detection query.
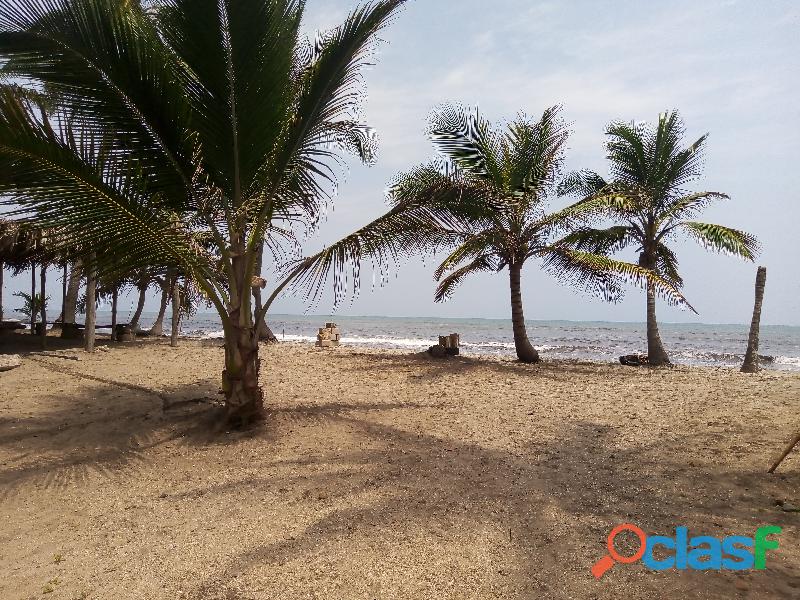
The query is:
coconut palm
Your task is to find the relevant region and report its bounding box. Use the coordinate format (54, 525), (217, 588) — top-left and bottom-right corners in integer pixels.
(276, 105), (692, 362)
(0, 0), (403, 425)
(558, 111), (759, 365)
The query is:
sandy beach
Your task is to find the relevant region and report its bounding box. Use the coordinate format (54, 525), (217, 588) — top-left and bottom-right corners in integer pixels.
(1, 337), (799, 599)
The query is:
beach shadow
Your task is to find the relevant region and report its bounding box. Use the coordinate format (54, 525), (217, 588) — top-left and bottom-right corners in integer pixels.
(182, 401), (800, 599)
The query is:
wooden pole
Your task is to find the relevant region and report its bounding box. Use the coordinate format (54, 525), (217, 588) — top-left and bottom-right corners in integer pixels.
(769, 432), (800, 473)
(39, 263), (47, 350)
(84, 253), (96, 353)
(741, 266), (767, 373)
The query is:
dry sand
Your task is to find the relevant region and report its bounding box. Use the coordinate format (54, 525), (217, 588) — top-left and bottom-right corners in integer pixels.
(1, 335), (799, 599)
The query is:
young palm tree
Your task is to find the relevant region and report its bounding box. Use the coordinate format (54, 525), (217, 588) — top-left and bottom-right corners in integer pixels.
(0, 0), (403, 425)
(558, 111), (759, 365)
(277, 106), (692, 362)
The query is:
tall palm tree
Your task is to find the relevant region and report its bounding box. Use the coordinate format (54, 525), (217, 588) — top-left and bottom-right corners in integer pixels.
(275, 106), (692, 362)
(558, 111), (759, 365)
(0, 0), (404, 425)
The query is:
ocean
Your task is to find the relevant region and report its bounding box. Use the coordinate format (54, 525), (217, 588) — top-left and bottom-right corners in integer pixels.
(111, 311), (800, 372)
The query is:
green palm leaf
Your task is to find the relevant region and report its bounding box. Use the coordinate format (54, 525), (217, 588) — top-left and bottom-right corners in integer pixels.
(680, 221), (759, 260)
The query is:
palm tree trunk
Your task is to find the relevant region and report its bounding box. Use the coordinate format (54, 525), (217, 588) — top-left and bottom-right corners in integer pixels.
(84, 254), (96, 353)
(252, 241), (277, 343)
(646, 278), (670, 366)
(111, 286), (119, 342)
(741, 266), (767, 373)
(509, 263), (539, 363)
(56, 263), (67, 323)
(129, 283), (148, 332)
(62, 261), (81, 325)
(30, 263), (36, 334)
(170, 277), (180, 347)
(39, 263), (47, 350)
(0, 260), (4, 322)
(221, 251), (264, 427)
(149, 276), (170, 336)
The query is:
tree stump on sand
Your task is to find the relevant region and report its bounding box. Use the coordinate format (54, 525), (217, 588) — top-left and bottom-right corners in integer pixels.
(60, 322), (84, 340)
(437, 333), (460, 356)
(115, 324), (135, 342)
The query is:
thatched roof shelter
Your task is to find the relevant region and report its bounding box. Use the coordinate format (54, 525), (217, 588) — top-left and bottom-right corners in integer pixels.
(0, 217), (38, 273)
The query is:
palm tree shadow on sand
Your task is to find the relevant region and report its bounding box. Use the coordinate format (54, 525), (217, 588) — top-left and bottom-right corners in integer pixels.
(2, 353), (798, 599)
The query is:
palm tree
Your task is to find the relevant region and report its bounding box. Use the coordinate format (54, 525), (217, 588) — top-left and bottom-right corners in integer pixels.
(558, 111), (759, 365)
(275, 106), (692, 362)
(0, 0), (404, 425)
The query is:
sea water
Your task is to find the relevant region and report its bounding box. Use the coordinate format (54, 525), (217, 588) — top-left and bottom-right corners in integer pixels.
(115, 312), (800, 372)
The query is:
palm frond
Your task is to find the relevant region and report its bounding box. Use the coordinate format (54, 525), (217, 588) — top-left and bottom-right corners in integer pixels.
(540, 247), (695, 311)
(0, 0), (193, 204)
(554, 225), (635, 255)
(655, 242), (683, 288)
(504, 105), (568, 200)
(428, 104), (503, 184)
(433, 233), (501, 281)
(0, 88), (204, 281)
(247, 0), (404, 232)
(434, 254), (499, 302)
(557, 169), (608, 197)
(680, 221), (759, 260)
(658, 191), (729, 226)
(275, 164), (494, 307)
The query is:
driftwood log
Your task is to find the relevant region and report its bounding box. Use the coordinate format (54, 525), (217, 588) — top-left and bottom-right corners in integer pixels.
(769, 432), (800, 473)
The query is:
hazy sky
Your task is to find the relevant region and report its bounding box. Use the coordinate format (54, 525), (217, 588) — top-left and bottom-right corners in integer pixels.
(4, 0), (799, 325)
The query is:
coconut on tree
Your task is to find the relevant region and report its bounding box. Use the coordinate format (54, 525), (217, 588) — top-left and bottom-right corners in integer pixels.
(0, 0), (405, 425)
(558, 111), (760, 365)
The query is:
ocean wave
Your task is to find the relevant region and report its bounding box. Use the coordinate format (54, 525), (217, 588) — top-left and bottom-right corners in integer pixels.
(188, 327), (800, 371)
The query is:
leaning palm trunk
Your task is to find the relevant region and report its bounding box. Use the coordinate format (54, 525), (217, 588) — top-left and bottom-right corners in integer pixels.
(741, 266), (767, 373)
(84, 254), (96, 352)
(645, 279), (670, 366)
(129, 284), (147, 332)
(509, 263), (539, 363)
(62, 261), (81, 324)
(170, 277), (180, 347)
(252, 241), (277, 343)
(111, 286), (118, 341)
(149, 277), (170, 337)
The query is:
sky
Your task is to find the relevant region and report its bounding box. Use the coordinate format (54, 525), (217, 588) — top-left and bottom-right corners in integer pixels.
(3, 0), (799, 325)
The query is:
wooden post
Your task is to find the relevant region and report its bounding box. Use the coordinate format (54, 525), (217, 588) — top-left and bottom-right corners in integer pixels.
(741, 266), (767, 373)
(84, 254), (96, 353)
(39, 263), (47, 350)
(769, 432), (800, 473)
